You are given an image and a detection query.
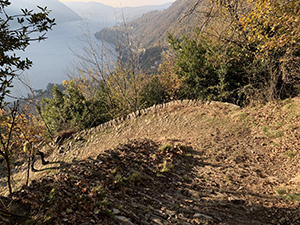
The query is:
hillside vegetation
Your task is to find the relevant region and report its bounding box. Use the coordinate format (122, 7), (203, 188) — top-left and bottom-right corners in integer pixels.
(94, 0), (299, 104)
(95, 0), (196, 48)
(95, 0), (199, 71)
(2, 99), (300, 224)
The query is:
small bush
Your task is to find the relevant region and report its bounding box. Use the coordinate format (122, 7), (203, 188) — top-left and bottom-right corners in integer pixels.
(283, 150), (296, 159)
(276, 188), (300, 202)
(261, 126), (284, 138)
(159, 160), (174, 173)
(41, 83), (112, 134)
(160, 143), (173, 152)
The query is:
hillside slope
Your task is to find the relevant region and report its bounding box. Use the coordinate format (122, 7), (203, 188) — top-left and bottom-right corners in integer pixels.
(95, 0), (199, 48)
(7, 0), (82, 23)
(95, 0), (201, 71)
(2, 99), (300, 224)
(64, 1), (172, 25)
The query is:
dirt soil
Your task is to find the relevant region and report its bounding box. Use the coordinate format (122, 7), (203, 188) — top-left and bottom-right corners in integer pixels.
(1, 99), (300, 224)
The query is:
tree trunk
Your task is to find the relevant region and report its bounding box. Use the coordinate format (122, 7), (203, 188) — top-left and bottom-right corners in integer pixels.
(5, 156), (12, 194)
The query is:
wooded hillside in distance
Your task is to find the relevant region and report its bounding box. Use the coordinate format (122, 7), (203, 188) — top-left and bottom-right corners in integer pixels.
(65, 1), (172, 25)
(95, 0), (200, 71)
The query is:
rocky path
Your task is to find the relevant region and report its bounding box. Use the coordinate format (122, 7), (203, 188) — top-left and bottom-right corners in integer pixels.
(4, 138), (299, 225)
(2, 99), (300, 224)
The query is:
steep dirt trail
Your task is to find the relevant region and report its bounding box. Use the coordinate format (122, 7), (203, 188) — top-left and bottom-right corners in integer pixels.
(1, 99), (300, 224)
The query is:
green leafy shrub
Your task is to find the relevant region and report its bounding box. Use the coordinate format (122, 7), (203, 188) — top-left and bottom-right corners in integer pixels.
(160, 143), (173, 152)
(167, 34), (249, 104)
(141, 76), (168, 107)
(40, 82), (111, 134)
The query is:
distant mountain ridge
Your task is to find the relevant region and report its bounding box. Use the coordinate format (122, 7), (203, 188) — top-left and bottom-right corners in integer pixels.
(125, 0), (199, 48)
(97, 0), (200, 47)
(64, 1), (173, 26)
(95, 0), (201, 71)
(7, 0), (82, 23)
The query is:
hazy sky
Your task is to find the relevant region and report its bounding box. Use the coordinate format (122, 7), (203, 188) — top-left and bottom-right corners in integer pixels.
(60, 0), (176, 7)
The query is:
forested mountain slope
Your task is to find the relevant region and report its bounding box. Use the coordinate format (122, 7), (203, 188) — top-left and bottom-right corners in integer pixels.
(2, 99), (300, 224)
(95, 0), (201, 71)
(65, 1), (172, 25)
(96, 0), (199, 48)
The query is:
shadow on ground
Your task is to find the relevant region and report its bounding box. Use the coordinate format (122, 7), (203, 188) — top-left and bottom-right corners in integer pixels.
(2, 139), (299, 225)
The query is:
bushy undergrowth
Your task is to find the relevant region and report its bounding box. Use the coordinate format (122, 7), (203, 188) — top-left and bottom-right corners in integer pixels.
(40, 81), (112, 134)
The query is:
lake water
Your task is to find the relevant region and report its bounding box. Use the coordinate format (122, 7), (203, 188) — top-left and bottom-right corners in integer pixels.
(11, 19), (113, 98)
